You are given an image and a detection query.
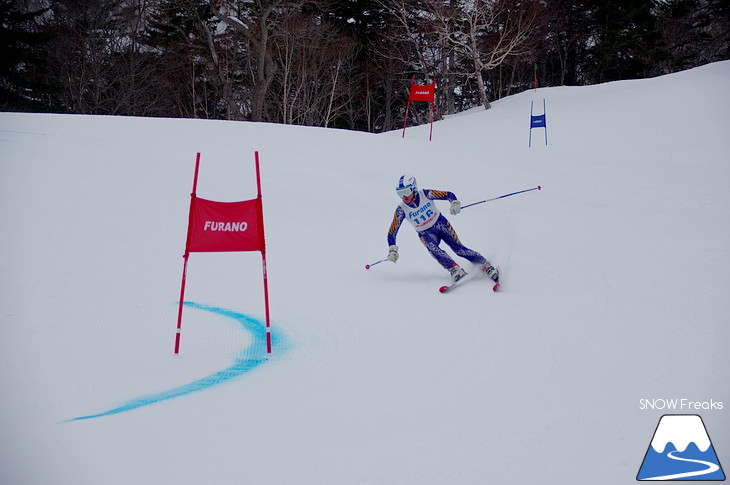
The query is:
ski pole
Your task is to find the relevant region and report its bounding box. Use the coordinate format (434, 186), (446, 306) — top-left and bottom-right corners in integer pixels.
(462, 185), (541, 210)
(365, 259), (388, 270)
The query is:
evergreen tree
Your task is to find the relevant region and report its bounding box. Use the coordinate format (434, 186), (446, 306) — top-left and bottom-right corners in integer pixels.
(655, 0), (730, 72)
(0, 0), (58, 111)
(586, 0), (661, 82)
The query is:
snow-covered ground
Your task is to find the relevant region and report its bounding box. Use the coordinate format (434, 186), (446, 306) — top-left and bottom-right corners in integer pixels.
(1, 61), (728, 484)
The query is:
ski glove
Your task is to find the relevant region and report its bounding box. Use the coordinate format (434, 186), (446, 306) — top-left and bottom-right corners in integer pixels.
(387, 245), (399, 263)
(450, 200), (461, 215)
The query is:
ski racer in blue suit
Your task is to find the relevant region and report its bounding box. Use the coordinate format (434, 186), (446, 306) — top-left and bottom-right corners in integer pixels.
(387, 174), (499, 283)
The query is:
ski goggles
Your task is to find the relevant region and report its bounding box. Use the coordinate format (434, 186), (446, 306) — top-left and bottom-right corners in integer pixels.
(396, 185), (415, 197)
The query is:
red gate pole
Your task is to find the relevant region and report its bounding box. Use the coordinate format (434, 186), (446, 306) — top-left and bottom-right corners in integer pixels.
(429, 101), (434, 141)
(429, 78), (435, 141)
(402, 100), (411, 138)
(254, 152), (272, 354)
(175, 152), (201, 354)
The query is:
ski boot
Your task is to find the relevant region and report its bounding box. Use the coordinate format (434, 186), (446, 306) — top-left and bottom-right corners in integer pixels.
(449, 264), (467, 283)
(481, 262), (499, 283)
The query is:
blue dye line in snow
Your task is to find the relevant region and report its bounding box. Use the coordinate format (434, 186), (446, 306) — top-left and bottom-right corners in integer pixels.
(67, 302), (285, 422)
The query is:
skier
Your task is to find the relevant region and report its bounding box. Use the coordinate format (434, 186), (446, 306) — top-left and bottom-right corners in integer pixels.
(386, 174), (499, 283)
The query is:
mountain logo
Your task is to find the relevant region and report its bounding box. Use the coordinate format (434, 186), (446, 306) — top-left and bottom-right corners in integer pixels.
(637, 414), (725, 481)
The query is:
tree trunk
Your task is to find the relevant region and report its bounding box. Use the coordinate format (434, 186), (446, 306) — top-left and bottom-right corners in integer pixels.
(475, 67), (492, 110)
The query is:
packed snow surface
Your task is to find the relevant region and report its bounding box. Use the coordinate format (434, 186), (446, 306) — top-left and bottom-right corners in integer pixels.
(2, 61), (729, 484)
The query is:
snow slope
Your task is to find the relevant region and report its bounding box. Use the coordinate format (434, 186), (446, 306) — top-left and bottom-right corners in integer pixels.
(1, 61), (729, 485)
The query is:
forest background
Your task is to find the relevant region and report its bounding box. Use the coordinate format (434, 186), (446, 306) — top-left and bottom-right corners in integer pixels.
(2, 0), (728, 133)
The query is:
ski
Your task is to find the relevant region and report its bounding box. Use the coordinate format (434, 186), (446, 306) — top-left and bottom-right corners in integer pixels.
(439, 279), (467, 293)
(439, 267), (501, 293)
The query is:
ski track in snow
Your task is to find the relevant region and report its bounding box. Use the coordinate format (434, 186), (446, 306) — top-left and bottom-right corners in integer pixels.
(66, 302), (285, 422)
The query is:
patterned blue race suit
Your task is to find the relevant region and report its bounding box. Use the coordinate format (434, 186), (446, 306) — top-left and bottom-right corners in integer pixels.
(388, 189), (487, 270)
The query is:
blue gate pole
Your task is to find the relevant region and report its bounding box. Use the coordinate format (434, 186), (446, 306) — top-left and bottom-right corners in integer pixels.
(543, 98), (548, 146)
(528, 100), (534, 147)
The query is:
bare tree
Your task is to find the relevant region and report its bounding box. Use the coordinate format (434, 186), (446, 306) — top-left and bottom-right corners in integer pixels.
(380, 0), (541, 116)
(448, 0), (542, 109)
(379, 0), (448, 77)
(47, 0), (123, 113)
(208, 0), (303, 121)
(146, 0), (221, 118)
(272, 12), (357, 126)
